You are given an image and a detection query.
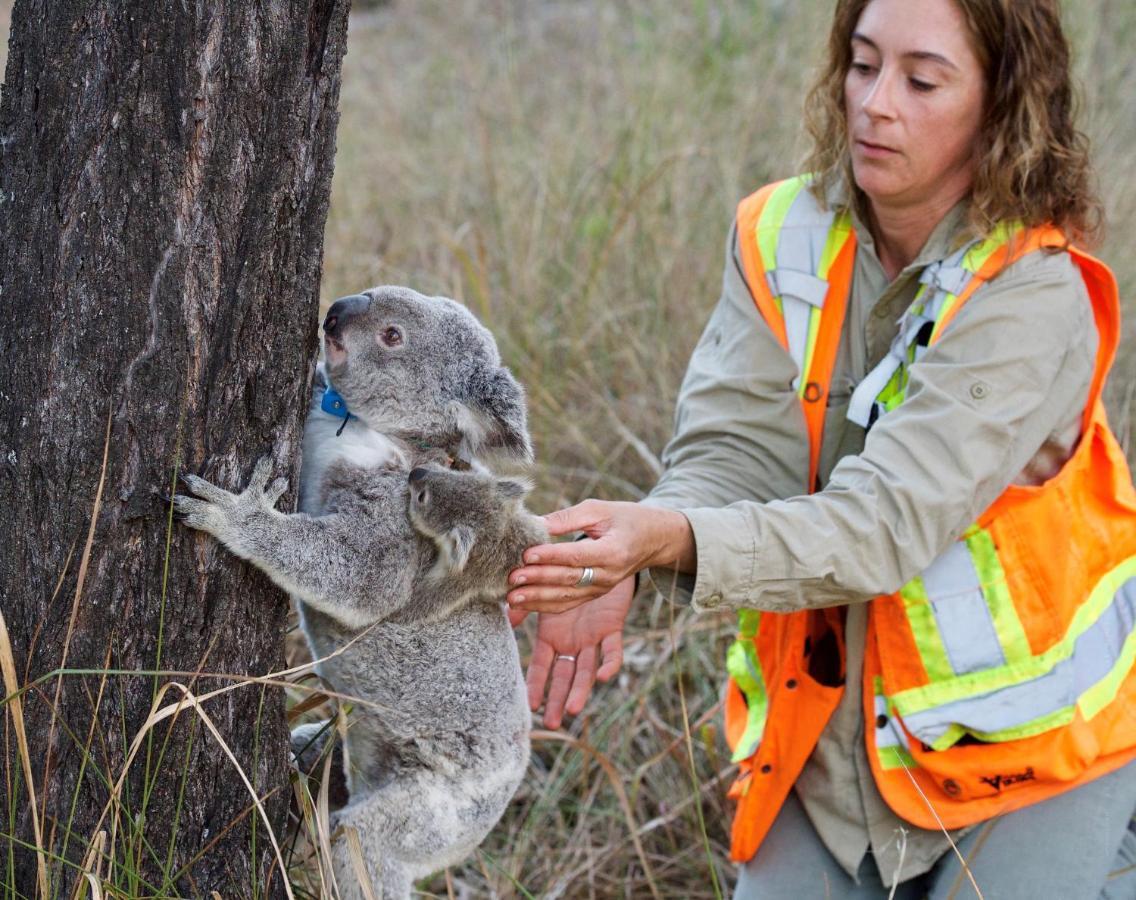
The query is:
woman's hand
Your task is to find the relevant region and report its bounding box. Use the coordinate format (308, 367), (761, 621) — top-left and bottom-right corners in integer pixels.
(507, 499), (695, 615)
(523, 575), (636, 728)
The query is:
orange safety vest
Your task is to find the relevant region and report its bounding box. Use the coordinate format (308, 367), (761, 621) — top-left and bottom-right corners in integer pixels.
(723, 176), (1136, 864)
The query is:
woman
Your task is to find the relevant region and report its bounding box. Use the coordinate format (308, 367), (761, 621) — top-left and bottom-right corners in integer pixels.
(507, 0), (1136, 897)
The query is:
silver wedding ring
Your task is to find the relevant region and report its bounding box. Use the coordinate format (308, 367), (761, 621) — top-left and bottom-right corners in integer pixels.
(575, 566), (595, 588)
(556, 654), (577, 663)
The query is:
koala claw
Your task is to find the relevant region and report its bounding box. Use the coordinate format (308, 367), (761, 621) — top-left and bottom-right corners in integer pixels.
(265, 477), (289, 506)
(179, 472), (230, 504)
(158, 489), (187, 521)
(170, 493), (218, 532)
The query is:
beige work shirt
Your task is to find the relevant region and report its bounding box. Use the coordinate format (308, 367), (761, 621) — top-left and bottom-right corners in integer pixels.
(643, 198), (1098, 886)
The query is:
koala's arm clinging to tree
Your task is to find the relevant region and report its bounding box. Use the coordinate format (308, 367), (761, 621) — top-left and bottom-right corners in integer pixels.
(173, 457), (418, 629)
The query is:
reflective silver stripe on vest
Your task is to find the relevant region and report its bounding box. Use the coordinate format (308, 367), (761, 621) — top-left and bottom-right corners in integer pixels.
(846, 242), (979, 428)
(899, 576), (1136, 745)
(875, 692), (910, 750)
(922, 541), (1007, 675)
(845, 346), (903, 425)
(766, 187), (836, 387)
(919, 259), (972, 297)
(766, 268), (829, 308)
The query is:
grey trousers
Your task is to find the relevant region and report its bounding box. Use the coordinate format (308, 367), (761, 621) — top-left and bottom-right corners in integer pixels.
(734, 759), (1136, 900)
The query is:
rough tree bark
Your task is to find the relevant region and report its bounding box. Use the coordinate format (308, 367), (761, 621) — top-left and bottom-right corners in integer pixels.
(0, 0), (350, 895)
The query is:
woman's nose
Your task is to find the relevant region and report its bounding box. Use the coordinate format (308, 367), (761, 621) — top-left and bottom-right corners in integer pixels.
(861, 68), (899, 119)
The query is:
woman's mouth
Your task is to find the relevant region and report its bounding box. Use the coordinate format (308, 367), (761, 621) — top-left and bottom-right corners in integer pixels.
(855, 139), (899, 158)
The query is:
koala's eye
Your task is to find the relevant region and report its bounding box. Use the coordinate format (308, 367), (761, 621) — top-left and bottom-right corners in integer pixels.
(380, 326), (404, 348)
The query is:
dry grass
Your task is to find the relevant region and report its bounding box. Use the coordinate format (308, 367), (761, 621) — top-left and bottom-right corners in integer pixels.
(2, 0), (1135, 897)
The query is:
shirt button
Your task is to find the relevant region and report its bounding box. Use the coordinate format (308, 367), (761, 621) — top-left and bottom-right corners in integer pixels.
(970, 382), (991, 400)
(876, 714), (889, 729)
(703, 593), (723, 608)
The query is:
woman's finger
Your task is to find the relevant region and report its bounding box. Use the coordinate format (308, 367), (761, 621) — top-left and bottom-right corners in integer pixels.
(565, 645), (598, 716)
(542, 502), (606, 537)
(596, 630), (623, 682)
(514, 597), (591, 615)
(542, 653), (580, 729)
(510, 564), (601, 588)
(526, 638), (555, 712)
(507, 587), (604, 615)
(521, 538), (606, 568)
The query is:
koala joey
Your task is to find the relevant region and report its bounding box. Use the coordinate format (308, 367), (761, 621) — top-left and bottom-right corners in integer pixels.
(173, 286), (545, 899)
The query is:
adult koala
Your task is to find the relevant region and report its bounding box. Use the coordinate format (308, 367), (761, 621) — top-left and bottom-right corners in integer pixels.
(172, 286), (538, 899)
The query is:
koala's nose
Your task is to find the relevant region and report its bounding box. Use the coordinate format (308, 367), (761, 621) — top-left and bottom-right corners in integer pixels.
(324, 294), (370, 338)
(408, 467), (429, 484)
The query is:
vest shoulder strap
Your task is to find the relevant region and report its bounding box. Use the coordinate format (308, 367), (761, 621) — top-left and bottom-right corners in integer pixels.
(735, 177), (857, 489)
(736, 180), (790, 348)
(846, 224), (1115, 432)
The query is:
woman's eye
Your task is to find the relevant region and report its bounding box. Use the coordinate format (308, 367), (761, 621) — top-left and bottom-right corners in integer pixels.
(381, 326), (403, 347)
(909, 78), (936, 93)
(851, 61), (875, 76)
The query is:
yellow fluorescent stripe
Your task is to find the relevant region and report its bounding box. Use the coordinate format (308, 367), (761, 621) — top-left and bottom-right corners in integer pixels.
(929, 292), (961, 344)
(926, 705), (1076, 751)
(879, 365), (909, 413)
(737, 608), (761, 639)
(726, 638), (768, 762)
(892, 556), (1136, 716)
(1079, 625), (1136, 720)
(798, 306), (823, 398)
(818, 210), (853, 278)
(965, 526), (1032, 663)
(756, 178), (806, 275)
(876, 744), (917, 771)
(962, 221), (1024, 272)
(873, 678), (918, 768)
(899, 578), (955, 682)
(930, 223), (1025, 343)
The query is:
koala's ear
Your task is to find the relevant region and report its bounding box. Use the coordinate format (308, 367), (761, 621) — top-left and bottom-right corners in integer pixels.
(441, 524), (476, 572)
(460, 366), (533, 464)
(495, 477), (532, 500)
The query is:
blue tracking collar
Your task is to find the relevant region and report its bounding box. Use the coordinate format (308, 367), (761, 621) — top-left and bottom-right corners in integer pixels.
(321, 385), (352, 435)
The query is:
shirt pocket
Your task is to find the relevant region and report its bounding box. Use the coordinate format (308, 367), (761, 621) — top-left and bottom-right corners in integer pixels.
(818, 377), (861, 485)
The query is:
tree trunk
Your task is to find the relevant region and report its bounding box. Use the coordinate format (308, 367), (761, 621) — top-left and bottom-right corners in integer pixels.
(0, 1), (350, 895)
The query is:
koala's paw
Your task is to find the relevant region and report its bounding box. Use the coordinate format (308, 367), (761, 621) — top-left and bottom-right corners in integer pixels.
(173, 456), (287, 541)
(245, 455), (289, 507)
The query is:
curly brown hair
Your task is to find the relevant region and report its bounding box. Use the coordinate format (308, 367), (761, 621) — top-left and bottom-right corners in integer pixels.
(802, 0), (1103, 245)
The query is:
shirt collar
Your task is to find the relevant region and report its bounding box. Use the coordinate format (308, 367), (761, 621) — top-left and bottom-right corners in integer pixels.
(828, 178), (974, 276)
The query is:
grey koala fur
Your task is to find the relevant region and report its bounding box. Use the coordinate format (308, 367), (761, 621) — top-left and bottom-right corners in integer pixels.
(172, 286), (546, 899)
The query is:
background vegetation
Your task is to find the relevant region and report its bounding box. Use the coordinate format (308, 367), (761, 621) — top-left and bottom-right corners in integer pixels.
(3, 0), (1133, 896)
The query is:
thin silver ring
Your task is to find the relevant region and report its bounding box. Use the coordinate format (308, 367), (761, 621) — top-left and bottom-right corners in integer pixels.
(575, 566), (595, 588)
(556, 654), (577, 663)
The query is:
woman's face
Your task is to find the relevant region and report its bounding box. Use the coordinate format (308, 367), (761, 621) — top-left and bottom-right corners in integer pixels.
(844, 0), (987, 216)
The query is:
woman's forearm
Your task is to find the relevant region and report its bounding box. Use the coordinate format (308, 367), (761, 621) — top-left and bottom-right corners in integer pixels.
(646, 506), (698, 574)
